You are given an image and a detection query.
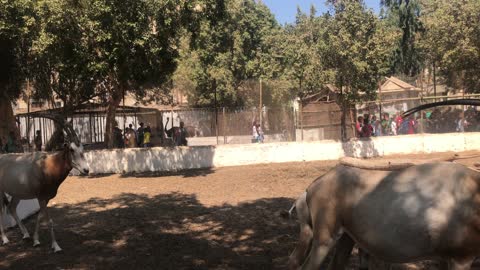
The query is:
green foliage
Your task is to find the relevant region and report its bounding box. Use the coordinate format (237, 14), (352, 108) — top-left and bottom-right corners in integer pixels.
(0, 0), (35, 100)
(4, 0), (480, 113)
(279, 8), (332, 99)
(381, 0), (423, 76)
(29, 0), (97, 110)
(173, 0), (279, 107)
(419, 0), (480, 93)
(326, 0), (399, 101)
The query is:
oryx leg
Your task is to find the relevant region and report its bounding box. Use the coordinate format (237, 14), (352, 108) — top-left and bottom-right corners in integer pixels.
(33, 199), (62, 252)
(326, 232), (355, 270)
(447, 258), (474, 270)
(288, 222), (313, 270)
(358, 248), (369, 270)
(288, 192), (313, 270)
(300, 212), (339, 270)
(0, 194), (9, 245)
(32, 204), (42, 247)
(7, 197), (30, 239)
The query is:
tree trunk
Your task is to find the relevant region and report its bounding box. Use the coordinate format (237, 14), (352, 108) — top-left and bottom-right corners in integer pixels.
(340, 101), (347, 141)
(104, 89), (123, 148)
(0, 97), (19, 142)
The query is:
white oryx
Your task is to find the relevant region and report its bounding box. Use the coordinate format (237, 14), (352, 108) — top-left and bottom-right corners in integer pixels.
(0, 119), (88, 252)
(298, 162), (480, 270)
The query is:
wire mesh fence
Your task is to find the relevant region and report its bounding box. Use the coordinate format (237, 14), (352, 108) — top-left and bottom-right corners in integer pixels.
(14, 94), (480, 152)
(353, 94), (480, 138)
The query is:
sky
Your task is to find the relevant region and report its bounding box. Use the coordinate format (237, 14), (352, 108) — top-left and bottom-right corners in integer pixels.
(262, 0), (382, 25)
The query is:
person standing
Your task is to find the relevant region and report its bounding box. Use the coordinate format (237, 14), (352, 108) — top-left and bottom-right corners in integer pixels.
(175, 121), (188, 146)
(390, 117), (397, 135)
(356, 116), (364, 137)
(137, 122), (145, 147)
(361, 116), (373, 137)
(143, 125), (152, 147)
(34, 130), (42, 151)
(256, 123), (264, 143)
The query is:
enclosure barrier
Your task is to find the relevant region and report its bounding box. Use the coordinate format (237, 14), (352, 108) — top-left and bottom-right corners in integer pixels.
(84, 132), (480, 174)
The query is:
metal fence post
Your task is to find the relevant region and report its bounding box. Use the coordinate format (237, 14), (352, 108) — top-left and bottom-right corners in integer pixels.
(299, 101), (304, 141)
(223, 107), (227, 144)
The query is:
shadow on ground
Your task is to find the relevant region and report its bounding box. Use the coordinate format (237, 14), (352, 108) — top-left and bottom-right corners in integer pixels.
(0, 193), (298, 270)
(83, 168), (216, 179)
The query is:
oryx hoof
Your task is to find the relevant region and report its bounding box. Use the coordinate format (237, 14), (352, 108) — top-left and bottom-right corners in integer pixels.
(52, 242), (62, 253)
(33, 239), (41, 247)
(1, 237), (9, 245)
(22, 233), (31, 240)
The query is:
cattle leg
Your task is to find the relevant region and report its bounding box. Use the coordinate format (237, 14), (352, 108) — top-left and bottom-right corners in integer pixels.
(0, 195), (9, 245)
(326, 232), (355, 270)
(7, 197), (30, 239)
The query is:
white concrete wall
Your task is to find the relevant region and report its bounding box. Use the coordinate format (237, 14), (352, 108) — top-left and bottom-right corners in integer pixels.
(83, 132), (480, 175)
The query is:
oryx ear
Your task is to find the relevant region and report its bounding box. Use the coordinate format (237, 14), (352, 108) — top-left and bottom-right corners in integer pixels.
(63, 143), (72, 152)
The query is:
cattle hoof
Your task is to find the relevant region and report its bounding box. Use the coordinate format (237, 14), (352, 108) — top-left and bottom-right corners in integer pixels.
(33, 240), (40, 247)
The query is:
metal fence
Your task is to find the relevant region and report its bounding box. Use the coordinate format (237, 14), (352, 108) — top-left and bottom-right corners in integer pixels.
(16, 106), (297, 150)
(15, 94), (480, 152)
(354, 94), (480, 138)
(163, 106), (296, 146)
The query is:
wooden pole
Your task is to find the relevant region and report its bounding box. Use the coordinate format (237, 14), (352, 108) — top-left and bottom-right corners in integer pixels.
(259, 78), (263, 127)
(300, 100), (304, 141)
(433, 61), (437, 101)
(214, 79), (218, 145)
(378, 81), (382, 125)
(223, 107), (227, 144)
(27, 79), (31, 152)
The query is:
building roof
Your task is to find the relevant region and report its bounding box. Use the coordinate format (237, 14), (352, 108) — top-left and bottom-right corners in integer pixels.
(380, 76), (421, 93)
(16, 102), (159, 118)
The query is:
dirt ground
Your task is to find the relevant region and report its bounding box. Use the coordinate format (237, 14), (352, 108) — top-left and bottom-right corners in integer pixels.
(1, 151), (480, 270)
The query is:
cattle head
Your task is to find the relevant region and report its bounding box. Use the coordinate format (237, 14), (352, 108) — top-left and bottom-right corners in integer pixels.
(64, 142), (89, 175)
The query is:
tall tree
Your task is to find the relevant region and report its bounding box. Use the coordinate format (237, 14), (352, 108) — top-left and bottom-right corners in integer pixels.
(77, 0), (223, 147)
(30, 0), (98, 114)
(279, 7), (332, 99)
(381, 0), (423, 76)
(326, 0), (399, 139)
(0, 0), (35, 140)
(175, 0), (279, 108)
(419, 0), (480, 93)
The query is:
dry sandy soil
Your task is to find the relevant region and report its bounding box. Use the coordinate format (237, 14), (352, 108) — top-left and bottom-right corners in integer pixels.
(1, 151), (480, 270)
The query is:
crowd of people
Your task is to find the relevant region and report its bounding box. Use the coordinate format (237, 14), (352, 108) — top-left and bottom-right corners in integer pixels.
(113, 121), (189, 148)
(356, 106), (480, 138)
(113, 122), (153, 148)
